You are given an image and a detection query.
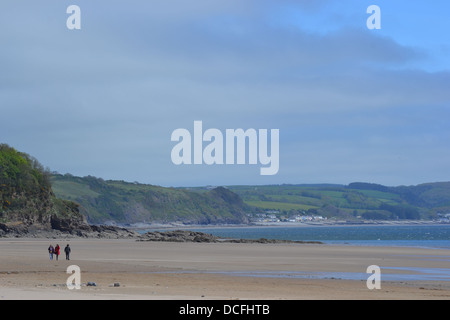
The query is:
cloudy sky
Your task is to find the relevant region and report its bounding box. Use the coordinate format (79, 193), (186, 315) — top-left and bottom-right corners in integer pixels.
(1, 1), (449, 187)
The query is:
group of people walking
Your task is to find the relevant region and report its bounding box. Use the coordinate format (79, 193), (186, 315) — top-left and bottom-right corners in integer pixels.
(48, 244), (71, 261)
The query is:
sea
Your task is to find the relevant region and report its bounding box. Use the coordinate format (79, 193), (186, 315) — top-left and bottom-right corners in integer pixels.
(150, 224), (450, 250)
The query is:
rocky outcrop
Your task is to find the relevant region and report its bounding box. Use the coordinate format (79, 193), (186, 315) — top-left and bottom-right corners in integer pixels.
(137, 230), (322, 244)
(50, 214), (87, 233)
(137, 230), (219, 242)
(49, 215), (138, 238)
(0, 196), (138, 239)
(85, 224), (138, 239)
(0, 218), (138, 239)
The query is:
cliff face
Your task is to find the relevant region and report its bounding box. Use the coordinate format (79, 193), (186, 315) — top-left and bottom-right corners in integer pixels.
(0, 144), (106, 237)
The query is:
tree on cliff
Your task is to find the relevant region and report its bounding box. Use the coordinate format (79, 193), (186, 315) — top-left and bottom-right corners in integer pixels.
(0, 144), (52, 212)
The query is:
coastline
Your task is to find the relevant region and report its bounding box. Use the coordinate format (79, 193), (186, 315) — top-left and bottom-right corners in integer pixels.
(129, 221), (450, 250)
(127, 219), (449, 232)
(0, 237), (449, 300)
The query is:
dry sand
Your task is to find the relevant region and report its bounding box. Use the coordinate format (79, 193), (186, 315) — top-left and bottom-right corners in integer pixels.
(0, 238), (449, 300)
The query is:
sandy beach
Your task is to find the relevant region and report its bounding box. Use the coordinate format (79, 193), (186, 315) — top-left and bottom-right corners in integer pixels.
(0, 238), (449, 300)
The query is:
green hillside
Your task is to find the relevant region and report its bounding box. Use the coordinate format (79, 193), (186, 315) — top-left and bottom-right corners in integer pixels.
(3, 143), (448, 227)
(52, 173), (450, 224)
(51, 174), (251, 225)
(228, 182), (450, 221)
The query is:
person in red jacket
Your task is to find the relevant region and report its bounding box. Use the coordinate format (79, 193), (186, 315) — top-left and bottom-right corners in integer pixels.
(54, 244), (60, 261)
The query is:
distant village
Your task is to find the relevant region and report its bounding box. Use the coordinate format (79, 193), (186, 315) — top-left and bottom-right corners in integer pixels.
(249, 211), (450, 224)
(437, 213), (450, 223)
(249, 211), (326, 224)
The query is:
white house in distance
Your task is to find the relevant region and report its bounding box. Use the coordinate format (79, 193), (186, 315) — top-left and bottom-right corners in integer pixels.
(288, 215), (326, 223)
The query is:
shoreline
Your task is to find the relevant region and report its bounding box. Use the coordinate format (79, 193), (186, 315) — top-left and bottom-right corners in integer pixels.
(130, 222), (450, 250)
(2, 222), (449, 251)
(126, 220), (449, 232)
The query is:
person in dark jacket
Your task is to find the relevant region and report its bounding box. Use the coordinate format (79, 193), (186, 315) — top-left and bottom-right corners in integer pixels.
(48, 245), (54, 260)
(64, 244), (71, 260)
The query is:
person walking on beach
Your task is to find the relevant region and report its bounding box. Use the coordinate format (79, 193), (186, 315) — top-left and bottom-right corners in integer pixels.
(64, 244), (71, 260)
(54, 244), (60, 261)
(48, 245), (54, 260)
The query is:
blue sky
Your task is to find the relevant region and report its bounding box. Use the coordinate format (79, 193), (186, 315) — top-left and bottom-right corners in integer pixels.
(1, 1), (449, 187)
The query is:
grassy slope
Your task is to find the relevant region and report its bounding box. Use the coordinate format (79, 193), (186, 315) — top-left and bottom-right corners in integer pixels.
(51, 174), (250, 224)
(51, 175), (450, 223)
(228, 183), (450, 220)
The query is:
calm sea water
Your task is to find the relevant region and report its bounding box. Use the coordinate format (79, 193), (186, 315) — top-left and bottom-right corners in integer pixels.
(185, 224), (450, 249)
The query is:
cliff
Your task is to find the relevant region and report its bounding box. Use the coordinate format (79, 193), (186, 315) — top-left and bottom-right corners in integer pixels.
(0, 144), (136, 238)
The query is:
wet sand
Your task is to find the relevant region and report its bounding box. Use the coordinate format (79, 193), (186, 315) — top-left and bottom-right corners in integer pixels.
(0, 238), (449, 300)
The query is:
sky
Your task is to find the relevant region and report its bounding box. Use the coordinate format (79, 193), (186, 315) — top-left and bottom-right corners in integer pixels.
(1, 0), (450, 187)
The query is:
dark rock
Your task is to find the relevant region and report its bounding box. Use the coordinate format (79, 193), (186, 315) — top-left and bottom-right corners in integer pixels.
(137, 230), (323, 244)
(138, 230), (219, 243)
(50, 215), (75, 232)
(0, 218), (139, 239)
